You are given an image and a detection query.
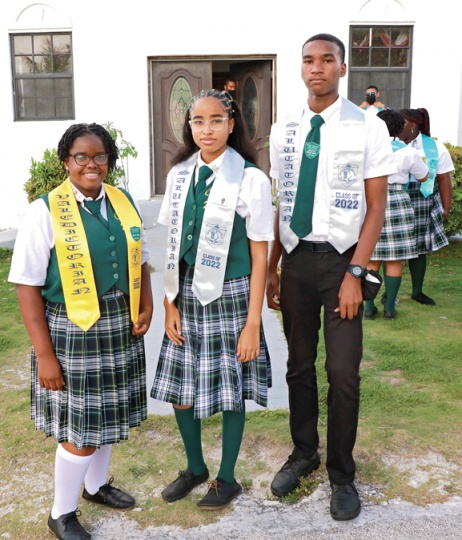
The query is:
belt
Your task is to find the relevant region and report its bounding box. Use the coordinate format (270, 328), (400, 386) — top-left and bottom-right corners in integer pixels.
(298, 241), (337, 252)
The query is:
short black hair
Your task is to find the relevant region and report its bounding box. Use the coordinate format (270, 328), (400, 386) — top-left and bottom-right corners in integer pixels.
(302, 33), (345, 63)
(57, 123), (119, 172)
(377, 109), (404, 138)
(224, 76), (236, 85)
(366, 85), (379, 92)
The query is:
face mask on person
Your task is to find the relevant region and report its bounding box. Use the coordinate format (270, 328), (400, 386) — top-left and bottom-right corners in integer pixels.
(366, 93), (377, 105)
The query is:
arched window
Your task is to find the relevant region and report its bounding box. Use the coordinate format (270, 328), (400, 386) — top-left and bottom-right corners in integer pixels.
(10, 4), (74, 121)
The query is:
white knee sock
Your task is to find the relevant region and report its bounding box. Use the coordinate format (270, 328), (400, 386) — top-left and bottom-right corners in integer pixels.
(84, 444), (113, 495)
(51, 444), (94, 519)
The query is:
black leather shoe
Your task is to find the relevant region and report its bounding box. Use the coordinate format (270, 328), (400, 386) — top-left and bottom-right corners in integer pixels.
(364, 306), (378, 320)
(270, 453), (320, 498)
(330, 483), (361, 521)
(82, 477), (135, 510)
(197, 478), (242, 510)
(161, 467), (209, 502)
(384, 308), (397, 320)
(48, 510), (91, 540)
(411, 292), (435, 306)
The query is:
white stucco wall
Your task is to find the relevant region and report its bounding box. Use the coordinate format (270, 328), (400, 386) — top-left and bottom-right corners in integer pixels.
(1, 0), (460, 229)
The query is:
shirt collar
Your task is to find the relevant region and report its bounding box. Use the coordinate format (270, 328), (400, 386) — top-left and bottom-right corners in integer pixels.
(197, 148), (226, 174)
(303, 95), (342, 125)
(71, 184), (106, 204)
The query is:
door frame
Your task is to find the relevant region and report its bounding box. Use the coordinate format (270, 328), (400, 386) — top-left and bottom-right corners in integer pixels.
(147, 54), (277, 197)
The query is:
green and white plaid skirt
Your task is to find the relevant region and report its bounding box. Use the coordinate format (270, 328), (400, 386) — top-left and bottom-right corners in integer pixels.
(151, 265), (272, 419)
(407, 182), (448, 254)
(371, 184), (418, 261)
(31, 288), (147, 450)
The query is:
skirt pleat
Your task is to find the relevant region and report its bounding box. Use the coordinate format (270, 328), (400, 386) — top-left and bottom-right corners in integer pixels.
(407, 182), (448, 254)
(31, 288), (147, 450)
(371, 185), (418, 261)
(151, 266), (271, 419)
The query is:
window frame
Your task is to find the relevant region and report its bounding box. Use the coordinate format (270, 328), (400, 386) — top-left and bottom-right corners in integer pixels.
(348, 25), (413, 111)
(10, 31), (75, 122)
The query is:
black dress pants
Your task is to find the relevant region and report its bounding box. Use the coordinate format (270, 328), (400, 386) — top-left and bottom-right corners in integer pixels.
(279, 242), (363, 485)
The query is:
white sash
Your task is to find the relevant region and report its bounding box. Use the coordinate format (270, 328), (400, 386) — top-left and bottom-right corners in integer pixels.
(164, 148), (245, 306)
(164, 153), (197, 303)
(278, 99), (365, 254)
(192, 148), (244, 305)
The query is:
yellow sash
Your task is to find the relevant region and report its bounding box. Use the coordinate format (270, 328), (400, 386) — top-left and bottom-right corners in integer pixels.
(49, 180), (142, 331)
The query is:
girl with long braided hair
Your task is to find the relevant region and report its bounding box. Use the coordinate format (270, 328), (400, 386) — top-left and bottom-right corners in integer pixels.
(9, 123), (153, 539)
(151, 90), (273, 509)
(398, 108), (454, 305)
(364, 109), (429, 320)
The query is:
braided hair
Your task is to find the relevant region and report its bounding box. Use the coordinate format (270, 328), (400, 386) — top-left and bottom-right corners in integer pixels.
(172, 89), (257, 166)
(400, 108), (431, 137)
(377, 108), (404, 139)
(57, 123), (119, 172)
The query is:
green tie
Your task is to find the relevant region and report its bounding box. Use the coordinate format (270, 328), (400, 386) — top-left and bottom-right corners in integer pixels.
(195, 165), (214, 197)
(85, 199), (108, 226)
(290, 114), (325, 238)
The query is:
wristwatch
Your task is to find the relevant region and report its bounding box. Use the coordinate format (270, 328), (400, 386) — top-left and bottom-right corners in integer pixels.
(347, 264), (368, 278)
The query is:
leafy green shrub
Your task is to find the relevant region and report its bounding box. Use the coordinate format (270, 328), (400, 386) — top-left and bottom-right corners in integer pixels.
(24, 123), (137, 202)
(445, 143), (462, 238)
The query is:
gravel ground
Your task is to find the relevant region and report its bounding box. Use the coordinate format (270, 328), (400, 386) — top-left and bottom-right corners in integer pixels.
(89, 483), (462, 539)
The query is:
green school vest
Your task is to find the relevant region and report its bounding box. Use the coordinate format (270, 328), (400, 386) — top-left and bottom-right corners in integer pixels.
(179, 162), (257, 280)
(41, 189), (140, 303)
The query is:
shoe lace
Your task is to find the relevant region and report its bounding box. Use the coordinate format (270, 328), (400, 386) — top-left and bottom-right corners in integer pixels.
(99, 476), (115, 502)
(281, 455), (298, 470)
(62, 509), (82, 531)
(206, 478), (220, 495)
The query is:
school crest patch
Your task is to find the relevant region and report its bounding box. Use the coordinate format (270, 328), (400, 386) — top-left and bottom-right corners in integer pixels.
(338, 163), (359, 187)
(205, 224), (226, 248)
(130, 226), (141, 241)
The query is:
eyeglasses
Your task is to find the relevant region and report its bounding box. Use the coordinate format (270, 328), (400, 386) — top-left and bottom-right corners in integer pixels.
(189, 118), (229, 132)
(365, 92), (376, 97)
(68, 153), (109, 166)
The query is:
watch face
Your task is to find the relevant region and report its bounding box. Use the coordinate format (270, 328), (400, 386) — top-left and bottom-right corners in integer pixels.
(349, 265), (364, 277)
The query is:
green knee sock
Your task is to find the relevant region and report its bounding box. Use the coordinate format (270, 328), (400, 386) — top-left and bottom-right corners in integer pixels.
(364, 300), (376, 312)
(384, 275), (402, 312)
(408, 255), (427, 296)
(217, 406), (246, 483)
(174, 407), (206, 476)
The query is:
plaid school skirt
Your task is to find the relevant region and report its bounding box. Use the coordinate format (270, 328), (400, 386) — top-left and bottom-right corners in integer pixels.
(407, 182), (448, 254)
(151, 265), (272, 419)
(371, 184), (418, 261)
(31, 288), (147, 450)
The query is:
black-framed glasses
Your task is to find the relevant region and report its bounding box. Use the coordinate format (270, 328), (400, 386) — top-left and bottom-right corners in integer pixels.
(188, 118), (229, 132)
(365, 92), (376, 97)
(68, 153), (109, 166)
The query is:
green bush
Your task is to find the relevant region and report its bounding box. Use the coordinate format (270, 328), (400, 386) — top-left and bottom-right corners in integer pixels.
(445, 143), (462, 238)
(24, 123), (137, 202)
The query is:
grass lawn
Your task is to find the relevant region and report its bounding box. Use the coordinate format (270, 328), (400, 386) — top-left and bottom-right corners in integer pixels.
(0, 242), (461, 538)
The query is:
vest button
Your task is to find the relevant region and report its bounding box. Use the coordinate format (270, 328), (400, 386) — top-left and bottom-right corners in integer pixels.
(189, 221), (193, 226)
(109, 235), (115, 241)
(112, 263), (118, 268)
(111, 251), (116, 257)
(187, 234), (193, 240)
(192, 205), (197, 210)
(113, 273), (119, 279)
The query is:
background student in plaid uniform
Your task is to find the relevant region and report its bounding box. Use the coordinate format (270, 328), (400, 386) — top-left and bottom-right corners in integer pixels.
(9, 123), (153, 540)
(151, 90), (273, 510)
(398, 108), (454, 306)
(365, 109), (429, 320)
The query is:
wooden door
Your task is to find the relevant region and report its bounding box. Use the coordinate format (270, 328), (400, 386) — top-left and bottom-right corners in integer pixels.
(231, 60), (272, 175)
(151, 61), (212, 194)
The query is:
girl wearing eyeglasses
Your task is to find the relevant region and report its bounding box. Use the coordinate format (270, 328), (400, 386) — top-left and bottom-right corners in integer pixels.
(8, 123), (153, 540)
(151, 90), (273, 509)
